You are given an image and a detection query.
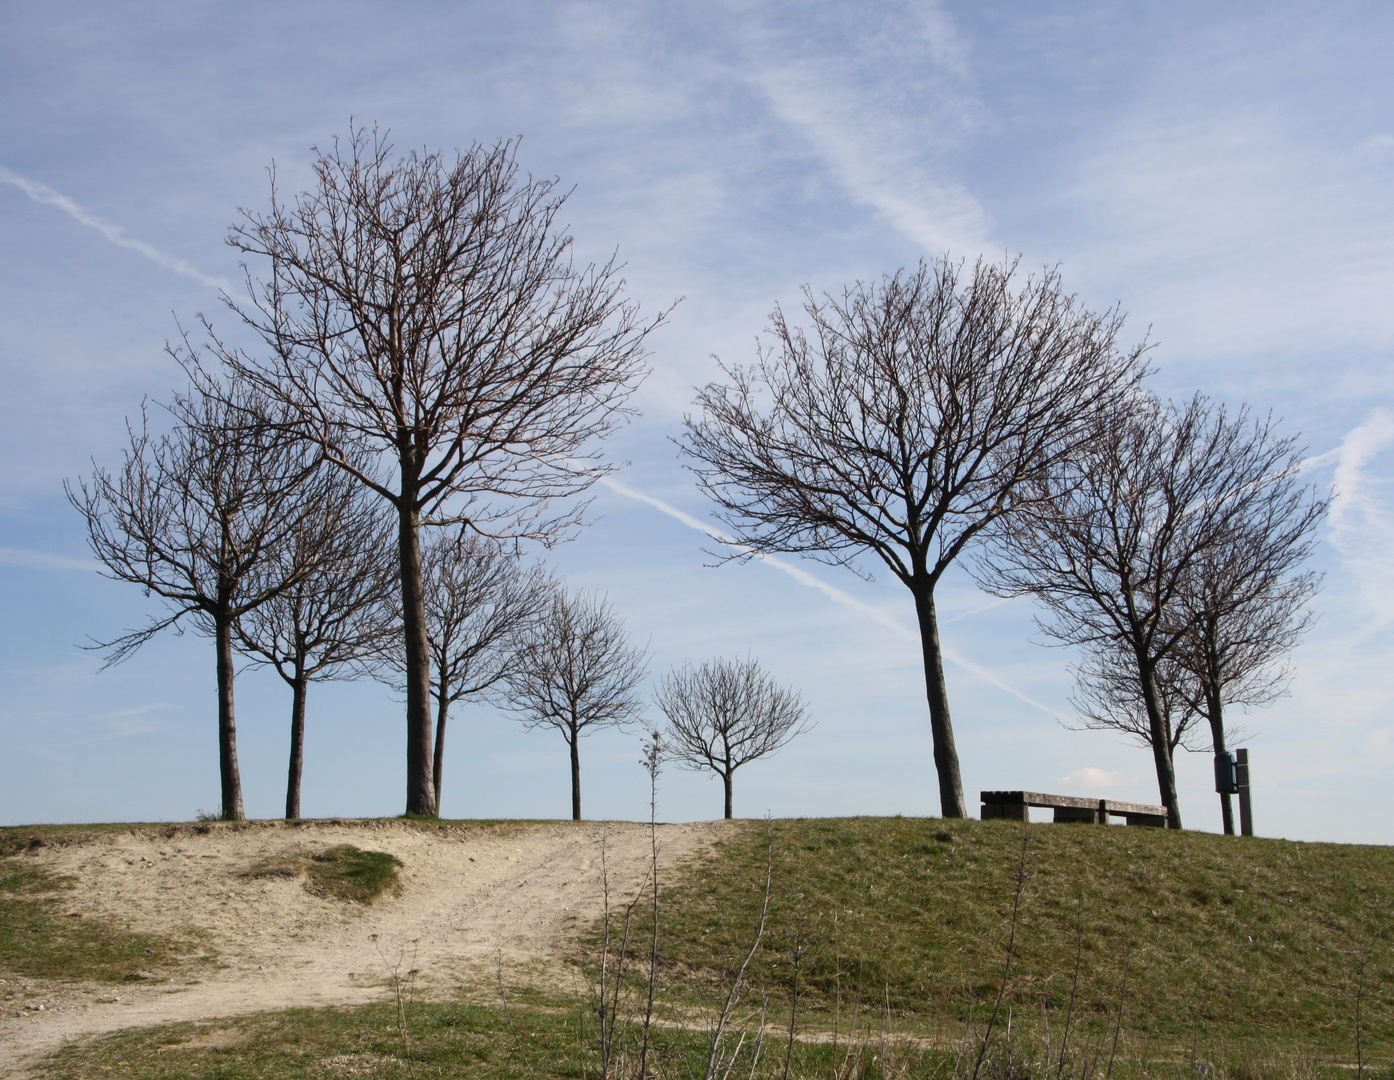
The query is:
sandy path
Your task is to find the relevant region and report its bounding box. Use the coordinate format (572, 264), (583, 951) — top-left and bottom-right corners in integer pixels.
(0, 818), (724, 1077)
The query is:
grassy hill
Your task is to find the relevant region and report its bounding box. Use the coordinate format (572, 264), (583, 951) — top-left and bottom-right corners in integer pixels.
(637, 817), (1393, 1061)
(7, 816), (1392, 1078)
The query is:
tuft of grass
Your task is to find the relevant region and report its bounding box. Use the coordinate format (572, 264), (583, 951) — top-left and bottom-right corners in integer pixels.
(245, 845), (403, 904)
(0, 859), (202, 983)
(625, 817), (1394, 1059)
(306, 845), (403, 903)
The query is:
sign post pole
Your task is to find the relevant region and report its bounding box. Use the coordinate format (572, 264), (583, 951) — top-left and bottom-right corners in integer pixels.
(1235, 748), (1253, 837)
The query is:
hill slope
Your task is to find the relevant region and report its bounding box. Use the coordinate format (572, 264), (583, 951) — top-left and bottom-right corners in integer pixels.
(645, 817), (1393, 1056)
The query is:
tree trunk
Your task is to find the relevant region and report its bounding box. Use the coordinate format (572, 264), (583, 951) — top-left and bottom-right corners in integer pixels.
(723, 770), (733, 820)
(432, 687), (450, 813)
(911, 585), (966, 818)
(398, 499), (437, 816)
(569, 730), (581, 821)
(1136, 660), (1183, 829)
(1205, 684), (1235, 836)
(214, 611), (245, 821)
(285, 671), (307, 820)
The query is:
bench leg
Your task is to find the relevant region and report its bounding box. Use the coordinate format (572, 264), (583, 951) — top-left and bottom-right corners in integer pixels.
(982, 802), (1028, 821)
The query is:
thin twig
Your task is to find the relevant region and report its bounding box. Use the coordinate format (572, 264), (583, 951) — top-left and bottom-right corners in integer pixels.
(1104, 949), (1131, 1080)
(1355, 950), (1367, 1080)
(372, 934), (415, 1076)
(639, 730), (663, 1080)
(970, 833), (1030, 1080)
(597, 826), (613, 1079)
(1055, 891), (1086, 1080)
(781, 924), (805, 1080)
(703, 818), (776, 1080)
(497, 949), (537, 1080)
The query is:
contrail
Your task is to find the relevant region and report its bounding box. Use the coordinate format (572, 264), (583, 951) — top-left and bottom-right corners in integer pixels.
(597, 475), (1055, 715)
(0, 547), (96, 573)
(0, 165), (232, 291)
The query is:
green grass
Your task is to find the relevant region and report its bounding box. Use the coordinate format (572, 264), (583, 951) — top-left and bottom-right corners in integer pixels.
(11, 815), (1394, 1076)
(0, 859), (201, 983)
(623, 818), (1394, 1061)
(246, 844), (404, 904)
(31, 997), (1388, 1080)
(33, 1000), (721, 1080)
(306, 845), (404, 903)
(33, 1001), (576, 1079)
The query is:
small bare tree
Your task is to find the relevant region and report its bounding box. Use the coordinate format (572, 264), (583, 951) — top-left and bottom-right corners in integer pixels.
(215, 127), (662, 816)
(1167, 461), (1325, 833)
(680, 257), (1145, 816)
(235, 471), (397, 819)
(981, 394), (1319, 828)
(376, 531), (552, 808)
(66, 381), (328, 820)
(656, 656), (809, 820)
(503, 586), (648, 820)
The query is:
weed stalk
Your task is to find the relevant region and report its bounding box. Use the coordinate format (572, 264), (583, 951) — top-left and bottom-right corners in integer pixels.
(970, 832), (1030, 1080)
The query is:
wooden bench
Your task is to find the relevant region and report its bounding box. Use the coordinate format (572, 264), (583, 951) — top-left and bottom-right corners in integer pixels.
(980, 790), (1168, 827)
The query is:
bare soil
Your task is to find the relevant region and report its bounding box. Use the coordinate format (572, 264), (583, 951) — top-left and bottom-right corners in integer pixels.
(0, 818), (724, 1078)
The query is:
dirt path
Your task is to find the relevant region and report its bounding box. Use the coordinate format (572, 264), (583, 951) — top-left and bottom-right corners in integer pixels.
(0, 818), (724, 1077)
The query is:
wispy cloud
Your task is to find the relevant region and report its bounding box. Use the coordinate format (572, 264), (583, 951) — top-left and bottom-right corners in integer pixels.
(733, 1), (993, 257)
(1060, 766), (1129, 791)
(1052, 23), (1394, 363)
(0, 165), (231, 291)
(597, 474), (1053, 714)
(0, 547), (95, 573)
(1327, 409), (1394, 632)
(92, 704), (170, 740)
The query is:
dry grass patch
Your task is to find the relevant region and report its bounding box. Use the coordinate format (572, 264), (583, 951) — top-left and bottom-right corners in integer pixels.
(0, 858), (202, 983)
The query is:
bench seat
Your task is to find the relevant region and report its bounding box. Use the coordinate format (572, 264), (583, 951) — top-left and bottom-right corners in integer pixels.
(980, 790), (1168, 827)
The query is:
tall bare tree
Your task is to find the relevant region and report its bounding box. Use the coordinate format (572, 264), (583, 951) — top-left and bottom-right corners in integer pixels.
(981, 395), (1317, 828)
(680, 257), (1145, 817)
(214, 127), (660, 816)
(376, 531), (552, 809)
(503, 586), (648, 820)
(67, 381), (327, 820)
(656, 656), (809, 820)
(235, 472), (397, 820)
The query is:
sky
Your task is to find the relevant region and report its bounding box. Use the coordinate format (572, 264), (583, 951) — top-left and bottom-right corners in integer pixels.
(2, 1), (1392, 842)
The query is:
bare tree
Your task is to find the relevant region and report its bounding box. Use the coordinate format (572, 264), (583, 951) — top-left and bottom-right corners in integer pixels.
(656, 656), (809, 820)
(503, 586), (648, 820)
(214, 127), (661, 816)
(66, 381), (327, 820)
(1069, 642), (1208, 761)
(980, 394), (1317, 828)
(235, 471), (397, 820)
(376, 531), (552, 809)
(1167, 457), (1325, 833)
(680, 257), (1145, 817)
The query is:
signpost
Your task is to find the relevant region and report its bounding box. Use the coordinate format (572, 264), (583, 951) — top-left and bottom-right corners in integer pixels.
(1235, 748), (1253, 837)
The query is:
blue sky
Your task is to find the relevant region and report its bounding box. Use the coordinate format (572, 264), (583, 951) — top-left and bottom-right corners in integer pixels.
(2, 1), (1392, 841)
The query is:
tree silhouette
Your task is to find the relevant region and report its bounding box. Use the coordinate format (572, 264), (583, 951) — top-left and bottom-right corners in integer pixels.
(214, 127), (661, 815)
(681, 257), (1144, 816)
(657, 656), (809, 819)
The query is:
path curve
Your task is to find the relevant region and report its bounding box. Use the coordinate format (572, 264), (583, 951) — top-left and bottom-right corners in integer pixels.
(0, 819), (725, 1077)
